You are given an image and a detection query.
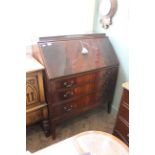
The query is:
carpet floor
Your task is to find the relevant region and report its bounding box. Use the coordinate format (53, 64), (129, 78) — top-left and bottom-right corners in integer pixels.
(26, 107), (117, 153)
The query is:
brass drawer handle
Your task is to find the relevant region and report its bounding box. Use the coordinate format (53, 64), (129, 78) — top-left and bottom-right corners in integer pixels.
(64, 105), (73, 112)
(63, 81), (68, 87)
(63, 80), (74, 88)
(63, 91), (74, 98)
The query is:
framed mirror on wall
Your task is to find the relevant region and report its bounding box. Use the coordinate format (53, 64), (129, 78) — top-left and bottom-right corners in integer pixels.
(99, 0), (117, 29)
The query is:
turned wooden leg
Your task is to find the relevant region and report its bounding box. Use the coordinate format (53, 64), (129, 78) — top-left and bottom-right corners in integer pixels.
(42, 120), (50, 137)
(42, 106), (50, 137)
(51, 125), (56, 140)
(107, 100), (112, 113)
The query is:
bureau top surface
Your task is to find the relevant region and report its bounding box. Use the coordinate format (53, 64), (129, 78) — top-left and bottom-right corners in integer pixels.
(38, 34), (119, 79)
(26, 55), (44, 73)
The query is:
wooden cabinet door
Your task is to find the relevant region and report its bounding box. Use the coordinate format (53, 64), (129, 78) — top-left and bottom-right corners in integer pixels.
(26, 72), (40, 107)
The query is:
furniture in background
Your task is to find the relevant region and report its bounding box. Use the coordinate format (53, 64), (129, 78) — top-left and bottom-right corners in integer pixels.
(113, 82), (129, 145)
(26, 55), (50, 136)
(32, 33), (119, 139)
(26, 131), (129, 155)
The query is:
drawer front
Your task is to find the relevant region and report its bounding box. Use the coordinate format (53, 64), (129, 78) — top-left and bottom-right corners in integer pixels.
(55, 73), (93, 89)
(50, 91), (103, 120)
(114, 117), (129, 144)
(53, 79), (106, 102)
(119, 102), (129, 122)
(51, 101), (78, 119)
(54, 69), (109, 90)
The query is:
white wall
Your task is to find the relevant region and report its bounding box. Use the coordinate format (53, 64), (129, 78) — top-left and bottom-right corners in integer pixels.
(24, 0), (96, 45)
(93, 0), (129, 111)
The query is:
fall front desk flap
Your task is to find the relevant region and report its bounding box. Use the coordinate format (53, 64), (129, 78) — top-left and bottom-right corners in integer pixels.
(37, 33), (119, 80)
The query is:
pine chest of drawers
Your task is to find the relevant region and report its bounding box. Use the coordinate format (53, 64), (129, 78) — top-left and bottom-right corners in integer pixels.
(32, 33), (119, 139)
(113, 82), (129, 145)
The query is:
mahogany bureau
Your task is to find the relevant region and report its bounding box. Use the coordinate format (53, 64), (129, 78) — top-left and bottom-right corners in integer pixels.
(26, 55), (50, 136)
(32, 33), (119, 139)
(113, 82), (129, 145)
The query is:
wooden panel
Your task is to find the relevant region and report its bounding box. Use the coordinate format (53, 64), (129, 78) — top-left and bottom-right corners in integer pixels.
(26, 72), (40, 106)
(113, 84), (129, 145)
(38, 35), (119, 80)
(122, 89), (129, 104)
(39, 33), (106, 42)
(93, 69), (107, 79)
(26, 108), (43, 126)
(26, 71), (46, 107)
(101, 67), (118, 102)
(37, 71), (46, 102)
(119, 102), (129, 122)
(114, 117), (129, 144)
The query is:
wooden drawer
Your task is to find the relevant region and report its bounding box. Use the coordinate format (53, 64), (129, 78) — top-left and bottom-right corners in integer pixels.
(50, 101), (78, 119)
(119, 102), (129, 122)
(50, 91), (103, 119)
(55, 73), (93, 89)
(52, 79), (106, 102)
(114, 117), (129, 144)
(54, 69), (110, 90)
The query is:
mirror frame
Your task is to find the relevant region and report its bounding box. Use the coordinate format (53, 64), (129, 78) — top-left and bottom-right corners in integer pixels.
(99, 0), (117, 29)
